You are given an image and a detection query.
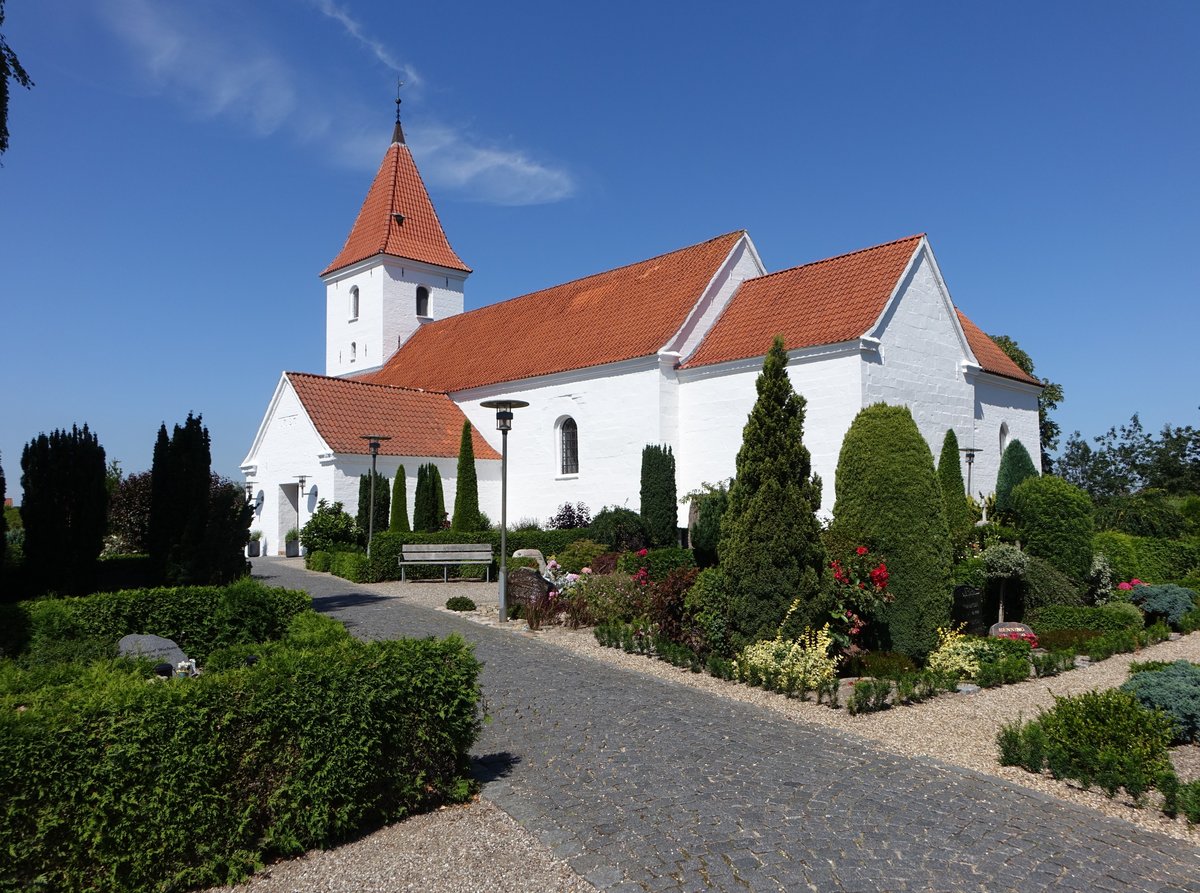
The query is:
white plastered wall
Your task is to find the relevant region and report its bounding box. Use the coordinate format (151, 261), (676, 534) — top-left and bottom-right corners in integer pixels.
(323, 257), (467, 378)
(677, 346), (864, 517)
(969, 374), (1043, 501)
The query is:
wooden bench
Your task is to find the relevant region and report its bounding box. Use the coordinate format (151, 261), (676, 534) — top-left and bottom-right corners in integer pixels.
(399, 543), (493, 583)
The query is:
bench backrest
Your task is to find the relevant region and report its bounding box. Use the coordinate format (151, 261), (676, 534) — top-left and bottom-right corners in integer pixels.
(401, 543), (492, 562)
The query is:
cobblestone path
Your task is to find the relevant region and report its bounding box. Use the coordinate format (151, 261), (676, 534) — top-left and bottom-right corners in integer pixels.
(257, 560), (1200, 892)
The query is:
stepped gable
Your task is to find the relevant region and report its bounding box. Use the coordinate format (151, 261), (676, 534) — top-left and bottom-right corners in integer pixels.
(682, 235), (924, 368)
(955, 311), (1042, 386)
(364, 231), (744, 392)
(321, 133), (470, 277)
(287, 372), (500, 459)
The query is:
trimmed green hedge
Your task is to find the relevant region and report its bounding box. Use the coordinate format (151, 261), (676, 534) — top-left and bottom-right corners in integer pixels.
(366, 528), (595, 582)
(1011, 476), (1094, 582)
(330, 551), (371, 583)
(1027, 604), (1145, 634)
(0, 620), (482, 892)
(1093, 531), (1200, 583)
(1, 579), (311, 663)
(616, 547), (696, 581)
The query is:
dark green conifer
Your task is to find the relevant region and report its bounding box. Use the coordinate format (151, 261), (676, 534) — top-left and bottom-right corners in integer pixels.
(389, 466), (410, 532)
(717, 336), (826, 645)
(452, 421), (480, 531)
(937, 429), (974, 553)
(995, 439), (1039, 519)
(357, 471), (389, 535)
(640, 444), (678, 547)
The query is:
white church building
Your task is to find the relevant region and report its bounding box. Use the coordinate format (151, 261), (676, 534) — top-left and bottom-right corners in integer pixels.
(242, 116), (1042, 555)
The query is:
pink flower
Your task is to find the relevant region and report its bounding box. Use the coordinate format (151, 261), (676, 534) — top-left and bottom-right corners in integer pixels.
(566, 573), (579, 582)
(548, 559), (559, 571)
(856, 546), (869, 556)
(1118, 582), (1132, 591)
(1131, 578), (1144, 586)
(638, 548), (648, 557)
(581, 567), (592, 575)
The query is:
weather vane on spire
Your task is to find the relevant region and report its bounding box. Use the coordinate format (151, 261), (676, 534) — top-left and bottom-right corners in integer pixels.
(391, 79), (406, 145)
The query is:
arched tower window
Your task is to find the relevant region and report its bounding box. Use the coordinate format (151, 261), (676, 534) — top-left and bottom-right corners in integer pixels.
(416, 285), (430, 317)
(999, 422), (1009, 456)
(349, 285), (359, 320)
(560, 417), (579, 475)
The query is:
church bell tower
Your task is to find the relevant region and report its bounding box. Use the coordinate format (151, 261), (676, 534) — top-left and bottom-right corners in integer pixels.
(319, 97), (471, 377)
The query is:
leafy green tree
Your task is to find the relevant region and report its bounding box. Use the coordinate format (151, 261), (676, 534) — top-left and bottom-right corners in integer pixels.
(107, 470), (153, 554)
(452, 421), (480, 531)
(389, 466), (409, 532)
(356, 471), (389, 535)
(830, 403), (952, 660)
(20, 424), (108, 594)
(300, 499), (359, 552)
(640, 444), (677, 547)
(717, 336), (826, 646)
(1, 0), (33, 159)
(1012, 475), (1095, 582)
(201, 476), (253, 584)
(1059, 412), (1200, 499)
(937, 429), (974, 554)
(991, 334), (1063, 472)
(995, 439), (1039, 520)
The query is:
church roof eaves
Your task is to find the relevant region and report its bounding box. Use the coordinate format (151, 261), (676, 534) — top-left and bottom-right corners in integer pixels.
(363, 231), (746, 392)
(286, 372), (500, 459)
(955, 311), (1043, 387)
(321, 140), (471, 278)
(681, 235), (925, 369)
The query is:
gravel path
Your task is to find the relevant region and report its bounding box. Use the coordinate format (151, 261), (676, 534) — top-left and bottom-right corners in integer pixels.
(221, 561), (1200, 892)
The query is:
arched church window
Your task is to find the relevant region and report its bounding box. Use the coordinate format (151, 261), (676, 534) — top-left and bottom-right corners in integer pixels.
(416, 285), (430, 317)
(350, 342), (357, 362)
(349, 285), (359, 320)
(560, 417), (579, 475)
(999, 422), (1009, 456)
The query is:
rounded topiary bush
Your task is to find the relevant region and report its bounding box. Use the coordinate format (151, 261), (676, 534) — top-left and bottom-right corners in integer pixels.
(1131, 584), (1198, 628)
(445, 596), (477, 612)
(829, 403), (952, 660)
(590, 507), (649, 552)
(1011, 475), (1094, 582)
(555, 538), (607, 574)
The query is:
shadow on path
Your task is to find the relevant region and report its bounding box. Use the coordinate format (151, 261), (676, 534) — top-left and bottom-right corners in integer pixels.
(472, 752), (522, 784)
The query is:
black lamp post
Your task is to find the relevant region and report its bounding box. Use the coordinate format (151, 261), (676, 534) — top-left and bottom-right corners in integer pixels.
(359, 435), (391, 558)
(294, 475), (308, 543)
(480, 399), (529, 623)
(959, 446), (981, 498)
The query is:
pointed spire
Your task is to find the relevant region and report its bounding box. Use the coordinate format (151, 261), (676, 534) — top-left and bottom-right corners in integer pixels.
(391, 79), (405, 145)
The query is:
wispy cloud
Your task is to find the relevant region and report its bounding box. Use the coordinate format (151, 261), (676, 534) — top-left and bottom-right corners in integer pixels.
(308, 0), (420, 85)
(95, 0), (575, 205)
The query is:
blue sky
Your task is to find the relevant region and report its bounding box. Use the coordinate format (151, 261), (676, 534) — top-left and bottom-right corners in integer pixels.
(1, 0), (1197, 491)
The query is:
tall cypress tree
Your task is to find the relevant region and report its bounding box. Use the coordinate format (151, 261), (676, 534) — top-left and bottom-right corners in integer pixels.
(413, 463), (433, 532)
(389, 466), (410, 532)
(718, 336), (826, 645)
(995, 439), (1039, 520)
(20, 424), (108, 594)
(430, 464), (446, 529)
(937, 429), (974, 553)
(0, 453), (8, 589)
(452, 421), (480, 531)
(640, 444), (677, 547)
(357, 471), (389, 534)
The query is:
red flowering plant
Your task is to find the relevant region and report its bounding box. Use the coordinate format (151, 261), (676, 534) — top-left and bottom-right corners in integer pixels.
(827, 546), (892, 653)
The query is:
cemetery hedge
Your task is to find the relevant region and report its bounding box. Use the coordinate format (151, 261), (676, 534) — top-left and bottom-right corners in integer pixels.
(1092, 531), (1200, 583)
(0, 587), (483, 892)
(361, 528), (596, 582)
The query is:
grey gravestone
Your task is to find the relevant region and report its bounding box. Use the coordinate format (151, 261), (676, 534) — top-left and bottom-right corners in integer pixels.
(512, 548), (547, 575)
(951, 585), (988, 637)
(118, 634), (186, 666)
(989, 621), (1035, 639)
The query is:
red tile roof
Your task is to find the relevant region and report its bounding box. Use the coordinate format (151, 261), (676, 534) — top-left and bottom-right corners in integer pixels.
(321, 139), (470, 277)
(364, 231), (745, 392)
(682, 236), (923, 369)
(287, 372), (500, 459)
(956, 311), (1042, 386)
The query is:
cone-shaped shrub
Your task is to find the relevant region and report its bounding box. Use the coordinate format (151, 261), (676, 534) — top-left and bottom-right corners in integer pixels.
(717, 336), (825, 646)
(995, 439), (1038, 519)
(356, 471), (389, 535)
(937, 429), (974, 552)
(831, 403), (952, 660)
(640, 444), (677, 547)
(452, 422), (480, 531)
(1012, 475), (1094, 581)
(389, 466), (409, 532)
(413, 463), (445, 532)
